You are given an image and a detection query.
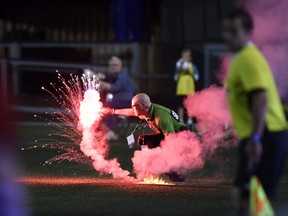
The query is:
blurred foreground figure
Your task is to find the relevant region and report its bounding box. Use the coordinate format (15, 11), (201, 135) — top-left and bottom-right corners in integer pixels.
(0, 91), (31, 216)
(222, 8), (288, 215)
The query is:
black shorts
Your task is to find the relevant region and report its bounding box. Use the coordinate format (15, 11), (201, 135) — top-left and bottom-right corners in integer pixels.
(137, 133), (165, 149)
(235, 129), (288, 198)
(137, 127), (189, 149)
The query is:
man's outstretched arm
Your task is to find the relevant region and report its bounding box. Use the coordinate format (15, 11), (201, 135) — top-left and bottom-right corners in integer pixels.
(103, 107), (135, 116)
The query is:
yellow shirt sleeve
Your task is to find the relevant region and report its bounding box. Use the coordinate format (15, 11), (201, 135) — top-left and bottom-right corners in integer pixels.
(239, 56), (269, 92)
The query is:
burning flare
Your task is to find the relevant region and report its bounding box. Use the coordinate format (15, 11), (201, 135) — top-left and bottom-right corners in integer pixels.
(29, 71), (133, 180)
(139, 176), (174, 185)
(78, 73), (132, 179)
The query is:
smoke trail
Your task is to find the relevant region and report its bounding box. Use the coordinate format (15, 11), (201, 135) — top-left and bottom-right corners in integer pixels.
(38, 72), (132, 180)
(237, 0), (288, 99)
(78, 89), (132, 180)
(214, 54), (232, 86)
(131, 86), (236, 179)
(184, 86), (236, 155)
(132, 131), (203, 180)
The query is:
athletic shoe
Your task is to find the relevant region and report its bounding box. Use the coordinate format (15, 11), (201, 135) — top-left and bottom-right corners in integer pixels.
(166, 172), (186, 182)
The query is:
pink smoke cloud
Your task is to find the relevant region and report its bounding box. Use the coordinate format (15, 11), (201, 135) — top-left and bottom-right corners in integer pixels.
(184, 86), (236, 155)
(237, 0), (288, 99)
(78, 89), (132, 180)
(132, 131), (203, 180)
(214, 54), (233, 86)
(132, 86), (237, 180)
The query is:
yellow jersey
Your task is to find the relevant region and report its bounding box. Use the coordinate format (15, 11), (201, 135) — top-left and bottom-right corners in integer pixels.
(225, 44), (288, 139)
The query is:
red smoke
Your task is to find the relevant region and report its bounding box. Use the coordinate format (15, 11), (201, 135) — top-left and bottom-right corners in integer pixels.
(78, 89), (132, 180)
(132, 131), (203, 180)
(237, 0), (288, 99)
(214, 54), (232, 86)
(184, 86), (236, 155)
(132, 86), (237, 180)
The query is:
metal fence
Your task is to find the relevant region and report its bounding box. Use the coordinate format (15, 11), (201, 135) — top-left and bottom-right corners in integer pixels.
(0, 42), (173, 113)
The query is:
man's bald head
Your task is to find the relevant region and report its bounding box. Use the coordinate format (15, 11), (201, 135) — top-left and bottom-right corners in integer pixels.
(132, 93), (151, 107)
(131, 93), (152, 118)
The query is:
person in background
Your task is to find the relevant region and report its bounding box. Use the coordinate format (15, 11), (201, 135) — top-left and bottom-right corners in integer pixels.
(103, 93), (188, 182)
(174, 49), (199, 128)
(99, 56), (135, 140)
(222, 8), (288, 215)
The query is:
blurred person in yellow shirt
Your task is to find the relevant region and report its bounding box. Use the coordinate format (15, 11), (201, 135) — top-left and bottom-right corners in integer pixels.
(222, 8), (288, 216)
(174, 49), (199, 128)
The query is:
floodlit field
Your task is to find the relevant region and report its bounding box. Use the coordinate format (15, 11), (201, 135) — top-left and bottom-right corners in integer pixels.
(16, 124), (288, 216)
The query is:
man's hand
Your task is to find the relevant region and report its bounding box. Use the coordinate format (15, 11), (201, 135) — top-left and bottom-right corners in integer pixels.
(99, 81), (112, 91)
(96, 73), (106, 80)
(246, 139), (263, 173)
(101, 107), (115, 116)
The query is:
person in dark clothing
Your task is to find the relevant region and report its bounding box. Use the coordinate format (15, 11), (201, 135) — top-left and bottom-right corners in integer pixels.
(100, 56), (135, 140)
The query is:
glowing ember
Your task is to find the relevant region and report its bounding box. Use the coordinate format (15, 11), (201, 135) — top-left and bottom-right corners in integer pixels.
(139, 176), (175, 185)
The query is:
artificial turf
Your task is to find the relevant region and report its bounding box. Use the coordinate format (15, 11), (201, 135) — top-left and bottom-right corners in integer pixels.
(16, 125), (288, 216)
